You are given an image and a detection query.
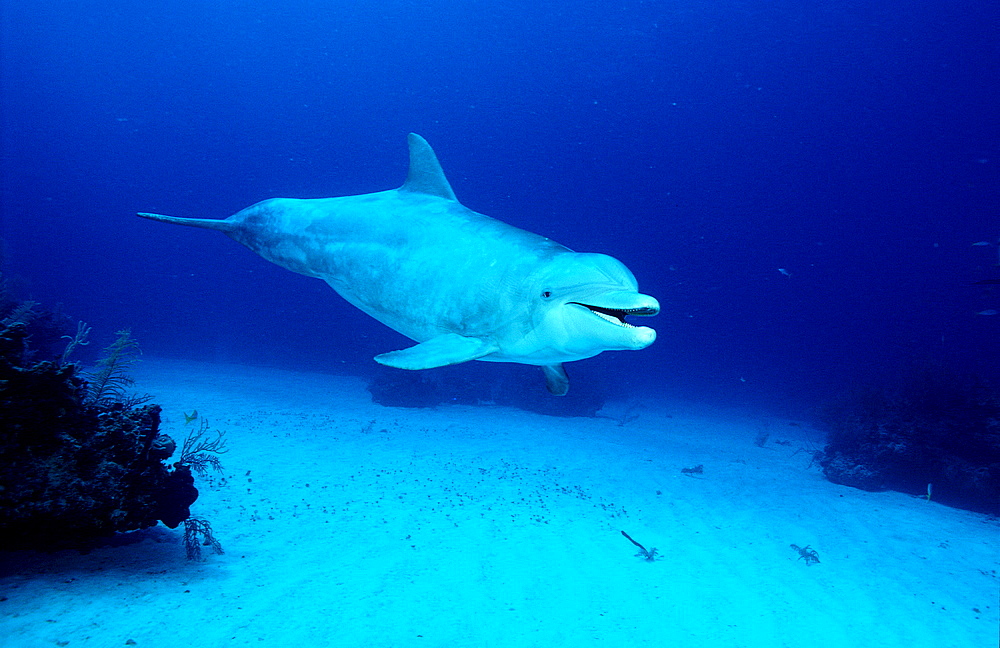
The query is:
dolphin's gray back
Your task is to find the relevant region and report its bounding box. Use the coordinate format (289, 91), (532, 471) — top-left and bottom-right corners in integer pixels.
(226, 192), (569, 343)
(136, 133), (571, 345)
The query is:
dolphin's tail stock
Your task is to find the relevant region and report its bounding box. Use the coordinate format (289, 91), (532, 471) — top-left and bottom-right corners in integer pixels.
(137, 212), (239, 233)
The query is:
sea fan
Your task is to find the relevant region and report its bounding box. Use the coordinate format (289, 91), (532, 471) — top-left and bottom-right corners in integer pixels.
(86, 328), (141, 404)
(1, 300), (37, 328)
(177, 419), (228, 475)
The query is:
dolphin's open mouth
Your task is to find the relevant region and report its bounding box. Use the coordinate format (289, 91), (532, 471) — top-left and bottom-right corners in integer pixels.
(571, 303), (659, 328)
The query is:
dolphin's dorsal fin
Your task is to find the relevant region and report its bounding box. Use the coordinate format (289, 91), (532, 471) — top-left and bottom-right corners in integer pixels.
(400, 133), (457, 201)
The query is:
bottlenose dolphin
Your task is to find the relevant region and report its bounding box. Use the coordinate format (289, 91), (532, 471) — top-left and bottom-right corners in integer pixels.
(138, 134), (658, 394)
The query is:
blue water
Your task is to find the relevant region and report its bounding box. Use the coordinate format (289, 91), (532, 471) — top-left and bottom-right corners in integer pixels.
(2, 0), (997, 410)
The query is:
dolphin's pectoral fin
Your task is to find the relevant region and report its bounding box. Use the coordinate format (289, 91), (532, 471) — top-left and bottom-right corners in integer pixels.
(542, 364), (569, 396)
(374, 333), (497, 370)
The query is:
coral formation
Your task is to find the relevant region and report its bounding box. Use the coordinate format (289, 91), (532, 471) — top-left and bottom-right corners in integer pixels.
(790, 544), (820, 566)
(177, 418), (228, 476)
(0, 291), (202, 552)
(621, 530), (658, 562)
(84, 328), (146, 406)
(820, 363), (1000, 514)
(183, 516), (224, 561)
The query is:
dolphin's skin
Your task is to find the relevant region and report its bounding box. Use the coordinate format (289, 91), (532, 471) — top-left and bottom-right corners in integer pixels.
(138, 134), (658, 394)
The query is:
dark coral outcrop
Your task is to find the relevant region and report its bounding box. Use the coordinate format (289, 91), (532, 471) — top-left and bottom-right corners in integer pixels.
(820, 364), (1000, 514)
(0, 317), (195, 551)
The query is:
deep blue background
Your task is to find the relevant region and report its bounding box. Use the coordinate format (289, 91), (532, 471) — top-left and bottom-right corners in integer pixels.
(2, 0), (997, 411)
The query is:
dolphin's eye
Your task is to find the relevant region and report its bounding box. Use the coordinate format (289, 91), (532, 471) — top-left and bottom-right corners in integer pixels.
(541, 291), (553, 299)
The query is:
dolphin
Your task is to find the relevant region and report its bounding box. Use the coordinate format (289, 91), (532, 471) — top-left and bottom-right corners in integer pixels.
(137, 133), (659, 394)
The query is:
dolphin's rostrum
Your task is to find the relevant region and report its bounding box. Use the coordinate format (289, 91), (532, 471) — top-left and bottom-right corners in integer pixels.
(138, 134), (659, 394)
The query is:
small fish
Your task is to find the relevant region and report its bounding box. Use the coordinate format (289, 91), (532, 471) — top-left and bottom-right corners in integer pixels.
(777, 268), (791, 277)
(976, 309), (998, 316)
(972, 279), (1000, 285)
(184, 410), (199, 424)
(971, 241), (991, 246)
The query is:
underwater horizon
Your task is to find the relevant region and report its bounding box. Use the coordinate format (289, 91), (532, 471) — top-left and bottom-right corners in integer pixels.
(2, 0), (998, 409)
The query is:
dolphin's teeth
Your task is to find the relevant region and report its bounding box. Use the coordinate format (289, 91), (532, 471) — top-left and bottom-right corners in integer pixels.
(590, 308), (635, 328)
(573, 301), (658, 325)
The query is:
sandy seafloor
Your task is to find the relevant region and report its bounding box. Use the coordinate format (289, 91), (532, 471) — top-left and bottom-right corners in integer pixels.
(1, 358), (997, 648)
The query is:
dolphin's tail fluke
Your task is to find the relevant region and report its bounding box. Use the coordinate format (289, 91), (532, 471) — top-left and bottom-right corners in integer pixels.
(137, 212), (238, 233)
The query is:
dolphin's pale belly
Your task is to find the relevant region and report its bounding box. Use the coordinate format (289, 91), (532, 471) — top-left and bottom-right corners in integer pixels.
(232, 192), (568, 345)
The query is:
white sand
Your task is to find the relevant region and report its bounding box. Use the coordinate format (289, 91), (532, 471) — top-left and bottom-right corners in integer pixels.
(1, 358), (996, 647)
